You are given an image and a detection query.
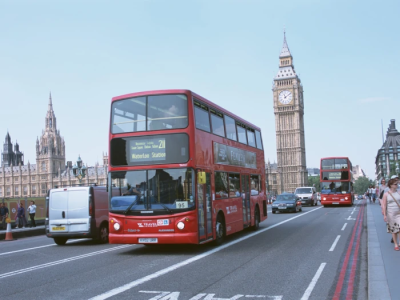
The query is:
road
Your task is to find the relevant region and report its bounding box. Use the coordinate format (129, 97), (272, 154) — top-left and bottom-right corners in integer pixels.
(1, 201), (366, 300)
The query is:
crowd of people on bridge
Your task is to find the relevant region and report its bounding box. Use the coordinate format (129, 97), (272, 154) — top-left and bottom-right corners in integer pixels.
(0, 201), (36, 230)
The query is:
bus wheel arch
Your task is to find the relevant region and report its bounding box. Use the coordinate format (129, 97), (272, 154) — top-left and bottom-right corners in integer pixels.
(97, 221), (109, 244)
(214, 211), (226, 245)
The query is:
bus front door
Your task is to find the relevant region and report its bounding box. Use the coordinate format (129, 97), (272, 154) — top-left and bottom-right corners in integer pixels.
(197, 171), (213, 242)
(241, 174), (251, 227)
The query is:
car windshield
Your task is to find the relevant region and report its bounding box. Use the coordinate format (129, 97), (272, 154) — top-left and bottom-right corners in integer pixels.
(109, 168), (195, 215)
(276, 194), (296, 202)
(320, 182), (351, 194)
(295, 188), (312, 194)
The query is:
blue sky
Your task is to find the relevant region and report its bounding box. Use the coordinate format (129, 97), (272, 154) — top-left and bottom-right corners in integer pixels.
(1, 0), (399, 178)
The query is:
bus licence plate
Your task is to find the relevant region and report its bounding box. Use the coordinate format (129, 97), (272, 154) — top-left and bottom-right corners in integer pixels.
(52, 226), (66, 231)
(139, 238), (158, 243)
(279, 207), (287, 209)
(332, 202), (339, 205)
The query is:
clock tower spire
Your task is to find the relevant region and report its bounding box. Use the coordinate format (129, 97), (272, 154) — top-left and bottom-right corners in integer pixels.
(272, 32), (308, 193)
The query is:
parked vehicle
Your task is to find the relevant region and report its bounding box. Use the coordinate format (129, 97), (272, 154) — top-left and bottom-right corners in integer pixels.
(272, 193), (302, 213)
(46, 185), (110, 245)
(294, 187), (318, 206)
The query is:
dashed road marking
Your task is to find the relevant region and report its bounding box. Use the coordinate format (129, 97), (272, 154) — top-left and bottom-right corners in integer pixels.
(300, 263), (326, 300)
(329, 235), (341, 251)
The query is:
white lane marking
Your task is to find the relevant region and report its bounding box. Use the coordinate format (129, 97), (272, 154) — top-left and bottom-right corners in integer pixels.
(0, 245), (131, 279)
(0, 244), (55, 256)
(341, 223), (347, 231)
(89, 206), (323, 300)
(0, 238), (91, 256)
(329, 235), (341, 251)
(300, 263), (326, 300)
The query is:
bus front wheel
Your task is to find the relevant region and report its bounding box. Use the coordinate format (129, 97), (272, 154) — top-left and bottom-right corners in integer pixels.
(251, 207), (260, 231)
(214, 215), (225, 245)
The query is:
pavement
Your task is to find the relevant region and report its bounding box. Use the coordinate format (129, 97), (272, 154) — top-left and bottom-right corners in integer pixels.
(0, 222), (45, 240)
(367, 200), (399, 300)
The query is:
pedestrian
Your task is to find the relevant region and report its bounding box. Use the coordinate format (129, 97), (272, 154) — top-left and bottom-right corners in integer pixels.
(366, 186), (371, 202)
(27, 201), (37, 228)
(15, 203), (27, 228)
(0, 202), (9, 230)
(371, 185), (377, 203)
(379, 178), (388, 210)
(382, 178), (400, 250)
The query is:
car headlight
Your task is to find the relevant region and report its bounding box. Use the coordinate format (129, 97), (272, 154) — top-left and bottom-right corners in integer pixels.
(177, 221), (185, 230)
(113, 223), (121, 231)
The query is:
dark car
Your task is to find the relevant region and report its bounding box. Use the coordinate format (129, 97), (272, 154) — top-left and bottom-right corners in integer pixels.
(272, 193), (302, 213)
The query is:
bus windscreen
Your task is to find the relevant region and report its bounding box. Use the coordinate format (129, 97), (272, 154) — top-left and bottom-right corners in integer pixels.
(321, 158), (349, 170)
(320, 182), (351, 194)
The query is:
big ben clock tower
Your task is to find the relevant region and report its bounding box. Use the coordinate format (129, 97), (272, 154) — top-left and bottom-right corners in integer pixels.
(272, 32), (308, 193)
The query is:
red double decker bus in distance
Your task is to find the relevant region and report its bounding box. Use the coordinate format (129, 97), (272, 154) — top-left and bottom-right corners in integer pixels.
(108, 89), (267, 245)
(320, 157), (354, 207)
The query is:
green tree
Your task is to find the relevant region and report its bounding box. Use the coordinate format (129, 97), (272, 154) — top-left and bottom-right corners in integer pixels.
(354, 177), (373, 194)
(308, 176), (320, 192)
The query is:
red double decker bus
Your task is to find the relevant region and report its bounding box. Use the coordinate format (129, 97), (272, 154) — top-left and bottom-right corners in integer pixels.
(320, 157), (354, 207)
(107, 90), (267, 245)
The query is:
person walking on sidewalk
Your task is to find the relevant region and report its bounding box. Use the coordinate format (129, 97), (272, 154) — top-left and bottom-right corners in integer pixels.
(382, 178), (400, 250)
(371, 185), (377, 203)
(0, 202), (9, 230)
(15, 203), (27, 228)
(379, 179), (388, 209)
(27, 201), (36, 228)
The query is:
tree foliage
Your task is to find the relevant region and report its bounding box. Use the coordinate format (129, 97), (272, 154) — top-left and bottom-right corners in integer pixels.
(354, 177), (374, 194)
(308, 176), (320, 192)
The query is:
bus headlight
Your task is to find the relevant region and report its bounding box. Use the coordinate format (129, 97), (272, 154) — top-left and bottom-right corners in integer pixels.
(345, 197), (348, 200)
(177, 222), (185, 230)
(114, 223), (121, 231)
(323, 197), (326, 201)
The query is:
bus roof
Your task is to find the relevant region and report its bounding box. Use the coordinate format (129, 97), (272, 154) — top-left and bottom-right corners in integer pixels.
(320, 157), (350, 160)
(111, 89), (261, 131)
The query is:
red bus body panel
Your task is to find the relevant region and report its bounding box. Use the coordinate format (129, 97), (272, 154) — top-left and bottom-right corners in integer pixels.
(108, 90), (267, 244)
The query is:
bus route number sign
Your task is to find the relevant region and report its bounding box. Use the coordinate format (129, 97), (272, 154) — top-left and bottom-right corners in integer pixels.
(130, 137), (166, 162)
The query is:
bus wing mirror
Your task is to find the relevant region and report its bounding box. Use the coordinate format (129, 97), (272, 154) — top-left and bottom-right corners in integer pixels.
(198, 172), (206, 184)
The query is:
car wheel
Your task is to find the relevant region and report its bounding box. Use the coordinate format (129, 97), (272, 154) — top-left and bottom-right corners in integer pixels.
(214, 214), (225, 245)
(272, 210), (276, 214)
(54, 237), (68, 245)
(251, 208), (260, 231)
(97, 223), (109, 244)
(299, 206), (302, 212)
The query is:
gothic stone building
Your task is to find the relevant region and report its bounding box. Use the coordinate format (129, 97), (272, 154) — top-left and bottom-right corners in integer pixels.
(270, 33), (308, 194)
(2, 132), (24, 167)
(0, 94), (108, 199)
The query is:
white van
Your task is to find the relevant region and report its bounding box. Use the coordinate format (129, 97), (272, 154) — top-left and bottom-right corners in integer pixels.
(46, 186), (109, 245)
(294, 187), (318, 206)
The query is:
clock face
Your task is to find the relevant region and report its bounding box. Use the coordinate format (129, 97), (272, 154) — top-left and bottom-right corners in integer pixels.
(278, 90), (292, 104)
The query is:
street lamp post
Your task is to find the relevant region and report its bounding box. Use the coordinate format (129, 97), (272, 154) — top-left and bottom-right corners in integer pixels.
(72, 156), (87, 185)
(396, 162), (399, 177)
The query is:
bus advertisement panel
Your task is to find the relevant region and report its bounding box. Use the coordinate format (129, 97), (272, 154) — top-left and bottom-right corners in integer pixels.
(108, 90), (267, 245)
(320, 157), (354, 206)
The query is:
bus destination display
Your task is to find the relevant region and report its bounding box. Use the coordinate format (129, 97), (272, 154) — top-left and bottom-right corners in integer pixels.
(130, 137), (166, 162)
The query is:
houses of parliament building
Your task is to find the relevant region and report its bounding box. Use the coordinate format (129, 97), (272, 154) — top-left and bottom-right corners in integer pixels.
(0, 94), (108, 198)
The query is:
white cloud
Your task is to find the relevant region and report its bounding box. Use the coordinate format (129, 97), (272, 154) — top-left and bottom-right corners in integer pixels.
(358, 97), (390, 103)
